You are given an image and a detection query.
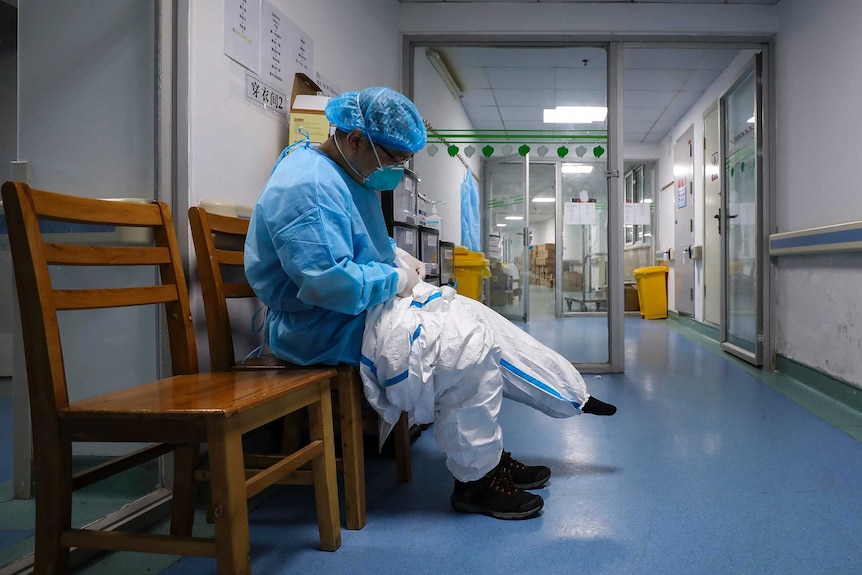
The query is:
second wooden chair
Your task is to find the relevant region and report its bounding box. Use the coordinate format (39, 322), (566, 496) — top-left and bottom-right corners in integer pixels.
(189, 206), (412, 531)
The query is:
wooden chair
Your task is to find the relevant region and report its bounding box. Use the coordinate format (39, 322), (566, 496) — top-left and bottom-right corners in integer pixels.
(188, 206), (413, 531)
(1, 181), (341, 575)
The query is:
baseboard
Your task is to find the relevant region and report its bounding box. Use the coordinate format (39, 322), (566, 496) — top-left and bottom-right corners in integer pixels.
(776, 355), (862, 413)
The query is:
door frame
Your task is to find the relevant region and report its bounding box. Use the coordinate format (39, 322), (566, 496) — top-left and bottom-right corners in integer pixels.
(403, 35), (774, 374)
(719, 51), (770, 367)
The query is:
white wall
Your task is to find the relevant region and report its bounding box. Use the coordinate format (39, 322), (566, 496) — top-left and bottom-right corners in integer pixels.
(773, 0), (862, 387)
(411, 48), (481, 245)
(187, 0), (402, 211)
(184, 0), (403, 367)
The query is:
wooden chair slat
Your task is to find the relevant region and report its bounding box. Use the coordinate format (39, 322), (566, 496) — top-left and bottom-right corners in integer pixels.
(31, 188), (163, 226)
(206, 211), (250, 235)
(44, 243), (171, 266)
(223, 282), (257, 298)
(214, 249), (244, 266)
(53, 285), (179, 310)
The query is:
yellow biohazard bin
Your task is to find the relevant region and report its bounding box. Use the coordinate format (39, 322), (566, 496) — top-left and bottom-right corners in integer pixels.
(453, 246), (491, 302)
(633, 266), (669, 320)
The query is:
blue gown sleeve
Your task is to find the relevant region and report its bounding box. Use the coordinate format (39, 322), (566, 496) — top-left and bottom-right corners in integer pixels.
(261, 161), (399, 316)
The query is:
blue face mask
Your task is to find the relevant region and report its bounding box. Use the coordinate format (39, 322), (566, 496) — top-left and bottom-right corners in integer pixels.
(362, 141), (406, 191)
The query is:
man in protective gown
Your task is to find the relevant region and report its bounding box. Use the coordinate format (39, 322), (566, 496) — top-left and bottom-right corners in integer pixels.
(245, 86), (616, 521)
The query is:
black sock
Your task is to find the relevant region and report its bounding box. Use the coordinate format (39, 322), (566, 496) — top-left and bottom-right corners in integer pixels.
(583, 396), (617, 416)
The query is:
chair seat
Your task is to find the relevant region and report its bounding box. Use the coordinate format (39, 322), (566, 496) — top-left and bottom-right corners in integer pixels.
(64, 369), (334, 418)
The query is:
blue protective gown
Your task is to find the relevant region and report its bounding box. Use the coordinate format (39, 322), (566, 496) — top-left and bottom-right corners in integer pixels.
(244, 144), (400, 366)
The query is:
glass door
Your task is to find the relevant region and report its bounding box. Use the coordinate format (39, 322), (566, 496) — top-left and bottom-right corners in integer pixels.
(484, 155), (529, 323)
(557, 158), (610, 364)
(720, 55), (763, 365)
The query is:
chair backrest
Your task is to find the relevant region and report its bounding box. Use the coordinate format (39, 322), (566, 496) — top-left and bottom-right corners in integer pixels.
(188, 206), (256, 372)
(1, 181), (198, 422)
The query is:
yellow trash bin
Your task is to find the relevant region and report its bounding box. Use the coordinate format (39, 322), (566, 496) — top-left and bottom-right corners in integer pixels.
(453, 246), (491, 301)
(633, 266), (669, 320)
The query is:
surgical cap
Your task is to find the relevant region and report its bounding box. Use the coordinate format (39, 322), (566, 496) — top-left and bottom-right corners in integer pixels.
(325, 87), (427, 153)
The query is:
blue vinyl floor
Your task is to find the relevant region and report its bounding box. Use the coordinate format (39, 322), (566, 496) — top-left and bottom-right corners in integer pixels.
(64, 316), (862, 575)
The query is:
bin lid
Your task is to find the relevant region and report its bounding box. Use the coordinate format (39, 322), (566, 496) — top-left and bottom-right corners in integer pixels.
(633, 265), (669, 276)
(454, 246), (490, 268)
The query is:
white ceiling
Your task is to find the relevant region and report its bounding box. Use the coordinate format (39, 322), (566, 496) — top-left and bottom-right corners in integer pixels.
(427, 45), (741, 143)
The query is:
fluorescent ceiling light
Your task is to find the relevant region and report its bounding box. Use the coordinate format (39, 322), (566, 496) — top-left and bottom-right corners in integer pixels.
(496, 223), (507, 227)
(504, 216), (524, 221)
(747, 115), (756, 123)
(643, 198), (653, 204)
(531, 197), (556, 203)
(561, 164), (593, 174)
(426, 48), (463, 100)
(543, 106), (607, 124)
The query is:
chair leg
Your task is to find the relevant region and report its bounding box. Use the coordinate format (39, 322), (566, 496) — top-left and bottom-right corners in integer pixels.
(207, 422), (252, 575)
(171, 443), (199, 537)
(337, 367), (366, 530)
(393, 412), (412, 483)
(307, 382), (342, 551)
(33, 440), (72, 574)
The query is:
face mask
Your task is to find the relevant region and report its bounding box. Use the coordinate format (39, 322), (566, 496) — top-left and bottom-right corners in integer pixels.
(362, 142), (406, 191)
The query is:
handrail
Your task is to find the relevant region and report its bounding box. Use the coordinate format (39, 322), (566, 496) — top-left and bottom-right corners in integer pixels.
(769, 220), (862, 256)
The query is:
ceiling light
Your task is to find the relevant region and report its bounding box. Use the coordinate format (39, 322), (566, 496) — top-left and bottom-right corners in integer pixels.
(643, 198), (653, 204)
(543, 106), (607, 124)
(426, 48), (463, 100)
(747, 115), (756, 123)
(561, 164), (593, 174)
(531, 197), (556, 203)
(496, 223), (507, 227)
(504, 216), (524, 221)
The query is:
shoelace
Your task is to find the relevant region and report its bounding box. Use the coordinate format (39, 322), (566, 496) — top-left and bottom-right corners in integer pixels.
(488, 465), (520, 496)
(501, 450), (527, 471)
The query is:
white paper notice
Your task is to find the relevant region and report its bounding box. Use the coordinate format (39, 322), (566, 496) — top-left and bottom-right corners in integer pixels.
(624, 204), (634, 226)
(564, 202), (581, 225)
(261, 1), (288, 91)
(289, 18), (314, 77)
(634, 203), (651, 225)
(580, 202), (597, 225)
(225, 0), (261, 74)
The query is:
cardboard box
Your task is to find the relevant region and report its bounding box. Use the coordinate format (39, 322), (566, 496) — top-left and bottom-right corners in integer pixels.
(288, 73), (330, 145)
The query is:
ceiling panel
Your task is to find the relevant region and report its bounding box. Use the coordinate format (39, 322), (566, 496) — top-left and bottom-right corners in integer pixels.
(418, 43), (749, 144)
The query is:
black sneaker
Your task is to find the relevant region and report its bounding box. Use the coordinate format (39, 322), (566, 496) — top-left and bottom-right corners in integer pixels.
(501, 450), (551, 490)
(450, 463), (544, 520)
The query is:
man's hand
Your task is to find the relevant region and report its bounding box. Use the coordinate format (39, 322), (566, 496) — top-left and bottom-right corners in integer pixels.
(395, 267), (421, 297)
(395, 247), (426, 280)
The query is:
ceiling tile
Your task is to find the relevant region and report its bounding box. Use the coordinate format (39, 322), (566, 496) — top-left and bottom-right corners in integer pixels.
(555, 67), (606, 90)
(498, 106), (544, 122)
(463, 104), (503, 121)
(624, 48), (707, 70)
(485, 67), (557, 89)
(471, 118), (505, 131)
(624, 69), (691, 92)
(457, 67), (491, 90)
(554, 89), (607, 107)
(494, 88), (556, 107)
(461, 89), (496, 107)
(623, 107), (665, 122)
(623, 90), (677, 108)
(680, 69), (722, 91)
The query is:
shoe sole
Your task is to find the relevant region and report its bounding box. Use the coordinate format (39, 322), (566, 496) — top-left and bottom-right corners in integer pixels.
(451, 499), (544, 520)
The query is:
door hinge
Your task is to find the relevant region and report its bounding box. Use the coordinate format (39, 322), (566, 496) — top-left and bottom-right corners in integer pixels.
(606, 170), (620, 178)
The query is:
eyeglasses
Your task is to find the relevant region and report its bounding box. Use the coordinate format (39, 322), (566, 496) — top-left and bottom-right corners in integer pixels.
(375, 142), (412, 167)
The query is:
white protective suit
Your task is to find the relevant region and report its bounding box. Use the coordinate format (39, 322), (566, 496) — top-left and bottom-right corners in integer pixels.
(360, 280), (590, 482)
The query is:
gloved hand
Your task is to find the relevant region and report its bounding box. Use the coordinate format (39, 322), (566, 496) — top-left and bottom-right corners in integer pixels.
(395, 247), (426, 280)
(395, 267), (421, 297)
